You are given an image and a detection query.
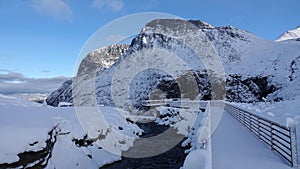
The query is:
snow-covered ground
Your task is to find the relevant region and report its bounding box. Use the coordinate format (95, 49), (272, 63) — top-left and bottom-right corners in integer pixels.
(0, 94), (299, 168)
(0, 94), (142, 168)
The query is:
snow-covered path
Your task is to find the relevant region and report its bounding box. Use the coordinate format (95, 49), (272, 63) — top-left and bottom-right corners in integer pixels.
(211, 111), (293, 169)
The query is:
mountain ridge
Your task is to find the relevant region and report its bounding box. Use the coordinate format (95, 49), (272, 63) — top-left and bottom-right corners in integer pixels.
(46, 44), (129, 107)
(276, 26), (300, 42)
(47, 19), (300, 108)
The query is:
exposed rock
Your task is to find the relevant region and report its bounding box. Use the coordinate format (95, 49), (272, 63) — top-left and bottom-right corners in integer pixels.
(77, 44), (129, 76)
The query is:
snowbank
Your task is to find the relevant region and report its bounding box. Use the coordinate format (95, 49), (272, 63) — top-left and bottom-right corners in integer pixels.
(0, 95), (143, 168)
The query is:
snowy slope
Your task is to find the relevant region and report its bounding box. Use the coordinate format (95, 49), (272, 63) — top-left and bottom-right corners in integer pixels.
(276, 26), (300, 42)
(140, 19), (300, 79)
(0, 94), (143, 168)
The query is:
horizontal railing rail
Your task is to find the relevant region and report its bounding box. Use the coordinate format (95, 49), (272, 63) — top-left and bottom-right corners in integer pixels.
(142, 99), (208, 109)
(225, 103), (298, 167)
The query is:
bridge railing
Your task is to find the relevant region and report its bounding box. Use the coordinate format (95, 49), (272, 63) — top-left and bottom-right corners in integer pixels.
(142, 99), (166, 106)
(142, 99), (208, 109)
(225, 103), (298, 167)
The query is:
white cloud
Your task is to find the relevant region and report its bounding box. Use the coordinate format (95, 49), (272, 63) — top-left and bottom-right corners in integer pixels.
(0, 70), (69, 94)
(92, 0), (124, 12)
(31, 0), (73, 21)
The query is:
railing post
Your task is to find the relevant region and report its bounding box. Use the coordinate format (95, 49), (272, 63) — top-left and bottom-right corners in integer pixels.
(250, 115), (253, 132)
(258, 118), (261, 140)
(243, 112), (246, 125)
(238, 109), (241, 122)
(270, 124), (274, 150)
(290, 126), (298, 167)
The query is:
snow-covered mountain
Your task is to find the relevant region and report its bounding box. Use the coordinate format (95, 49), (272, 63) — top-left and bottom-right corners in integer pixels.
(46, 44), (129, 107)
(276, 26), (300, 42)
(99, 19), (300, 105)
(47, 19), (300, 109)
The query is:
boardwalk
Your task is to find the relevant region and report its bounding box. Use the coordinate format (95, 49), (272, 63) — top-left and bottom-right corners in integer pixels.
(211, 111), (293, 169)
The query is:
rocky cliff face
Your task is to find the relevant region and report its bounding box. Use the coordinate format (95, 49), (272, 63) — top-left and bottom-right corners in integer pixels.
(77, 44), (129, 76)
(47, 19), (300, 108)
(46, 44), (129, 107)
(46, 79), (72, 107)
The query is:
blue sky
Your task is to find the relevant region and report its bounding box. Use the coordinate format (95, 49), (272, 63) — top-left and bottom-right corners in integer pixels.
(0, 0), (299, 93)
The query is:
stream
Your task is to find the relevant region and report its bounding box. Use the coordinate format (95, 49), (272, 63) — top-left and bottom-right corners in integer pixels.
(101, 122), (188, 169)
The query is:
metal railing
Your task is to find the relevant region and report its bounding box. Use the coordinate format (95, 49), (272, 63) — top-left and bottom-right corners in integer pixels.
(142, 99), (166, 106)
(142, 99), (208, 109)
(225, 103), (298, 167)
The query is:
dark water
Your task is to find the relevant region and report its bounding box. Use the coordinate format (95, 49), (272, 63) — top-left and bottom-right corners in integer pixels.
(101, 122), (188, 169)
